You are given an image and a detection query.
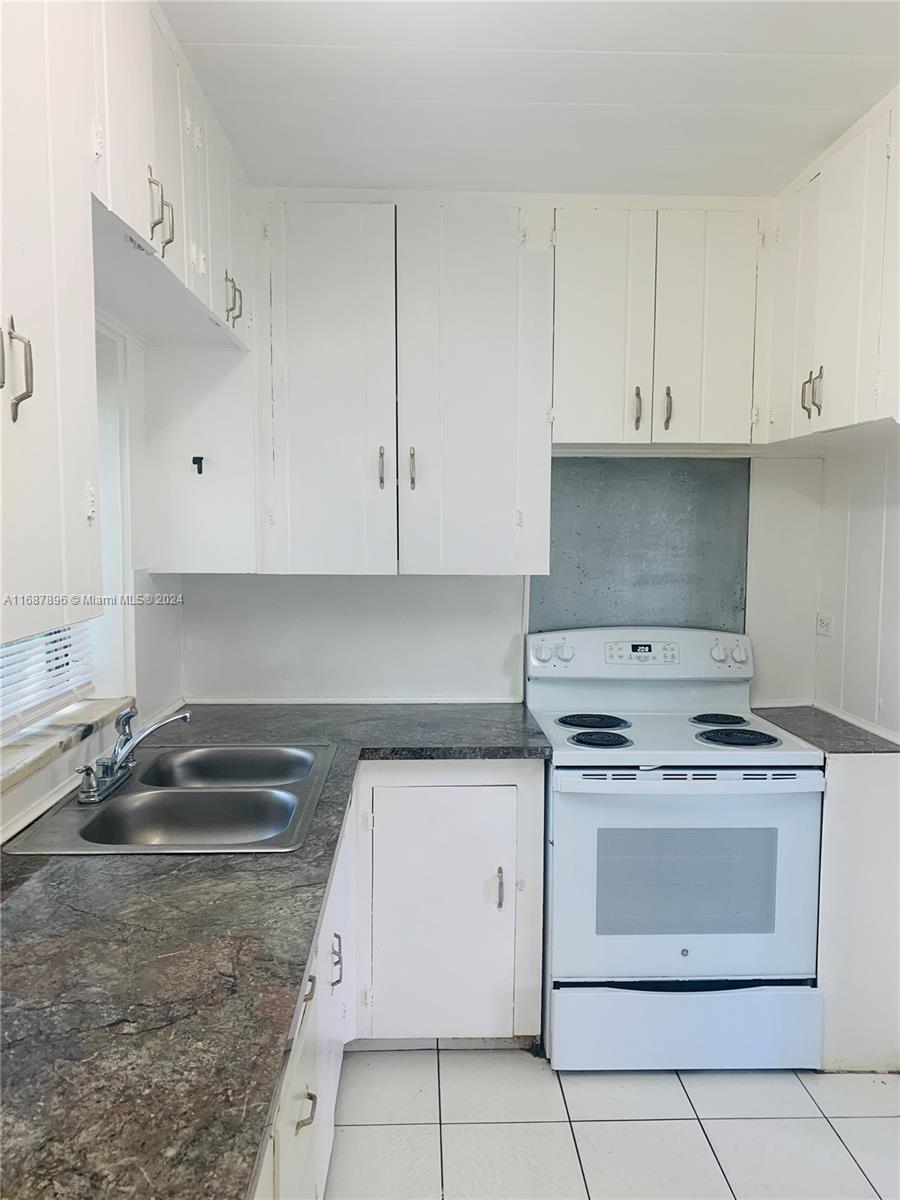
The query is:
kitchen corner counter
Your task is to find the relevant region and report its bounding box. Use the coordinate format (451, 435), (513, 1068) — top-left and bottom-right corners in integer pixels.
(0, 703), (549, 1200)
(755, 705), (900, 755)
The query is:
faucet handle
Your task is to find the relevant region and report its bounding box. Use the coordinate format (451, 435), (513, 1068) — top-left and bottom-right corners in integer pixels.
(75, 764), (100, 803)
(115, 705), (137, 737)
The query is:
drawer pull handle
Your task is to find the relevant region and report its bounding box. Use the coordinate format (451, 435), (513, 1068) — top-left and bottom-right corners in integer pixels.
(294, 1090), (317, 1135)
(148, 167), (164, 239)
(800, 370), (813, 418)
(378, 445), (385, 489)
(8, 316), (33, 423)
(331, 932), (344, 989)
(161, 200), (175, 258)
(664, 386), (673, 431)
(811, 365), (824, 414)
(497, 866), (504, 910)
(634, 386), (642, 431)
(409, 447), (416, 490)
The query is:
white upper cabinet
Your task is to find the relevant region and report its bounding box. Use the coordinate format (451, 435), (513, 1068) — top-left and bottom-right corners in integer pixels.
(271, 203), (398, 574)
(99, 1), (155, 245)
(878, 113), (898, 424)
(653, 210), (759, 444)
(396, 204), (553, 574)
(206, 116), (235, 325)
(179, 72), (211, 308)
(552, 209), (656, 445)
(148, 14), (185, 282)
(765, 97), (895, 441)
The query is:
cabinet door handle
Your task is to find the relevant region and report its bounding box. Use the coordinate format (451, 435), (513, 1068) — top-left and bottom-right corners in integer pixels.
(409, 447), (416, 490)
(161, 200), (175, 258)
(497, 866), (504, 910)
(378, 445), (385, 489)
(302, 974), (316, 1005)
(231, 285), (243, 327)
(811, 365), (824, 414)
(634, 386), (642, 431)
(148, 167), (164, 240)
(331, 932), (343, 989)
(664, 385), (673, 431)
(1, 323), (5, 390)
(224, 272), (235, 318)
(8, 316), (33, 423)
(800, 370), (813, 418)
(294, 1090), (317, 1136)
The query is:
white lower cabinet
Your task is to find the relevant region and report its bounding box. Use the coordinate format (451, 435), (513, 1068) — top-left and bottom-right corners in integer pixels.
(274, 972), (319, 1200)
(355, 759), (545, 1042)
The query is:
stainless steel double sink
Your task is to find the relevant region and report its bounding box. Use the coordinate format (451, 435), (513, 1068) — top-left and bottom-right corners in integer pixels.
(4, 743), (336, 855)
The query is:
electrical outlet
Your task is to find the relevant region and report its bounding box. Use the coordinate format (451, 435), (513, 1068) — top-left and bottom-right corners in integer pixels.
(817, 612), (833, 637)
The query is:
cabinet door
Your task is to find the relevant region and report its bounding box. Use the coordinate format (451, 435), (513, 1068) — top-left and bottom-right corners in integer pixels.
(792, 175), (821, 436)
(1, 1), (66, 643)
(228, 161), (253, 344)
(371, 785), (517, 1038)
(553, 208), (656, 444)
(272, 203), (397, 574)
(765, 189), (803, 442)
(813, 112), (892, 432)
(653, 210), (758, 444)
(396, 204), (553, 573)
(180, 76), (211, 308)
(274, 985), (318, 1200)
(315, 823), (356, 1199)
(878, 112), (898, 423)
(101, 1), (155, 243)
(45, 1), (103, 626)
(205, 117), (233, 324)
(149, 14), (185, 282)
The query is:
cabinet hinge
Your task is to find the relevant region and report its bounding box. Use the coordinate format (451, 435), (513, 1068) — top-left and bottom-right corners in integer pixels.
(550, 227), (557, 247)
(262, 222), (270, 240)
(91, 119), (104, 164)
(750, 407), (760, 426)
(364, 988), (375, 1008)
(758, 227), (766, 250)
(515, 509), (525, 528)
(546, 408), (555, 426)
(887, 137), (894, 160)
(363, 811), (375, 832)
(519, 227), (528, 247)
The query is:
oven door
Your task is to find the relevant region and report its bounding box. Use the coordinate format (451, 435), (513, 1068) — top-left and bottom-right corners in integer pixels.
(550, 768), (823, 981)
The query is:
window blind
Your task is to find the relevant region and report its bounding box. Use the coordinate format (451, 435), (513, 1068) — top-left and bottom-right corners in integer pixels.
(0, 625), (93, 732)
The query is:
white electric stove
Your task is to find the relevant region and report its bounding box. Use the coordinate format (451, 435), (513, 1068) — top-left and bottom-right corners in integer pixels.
(526, 627), (825, 1073)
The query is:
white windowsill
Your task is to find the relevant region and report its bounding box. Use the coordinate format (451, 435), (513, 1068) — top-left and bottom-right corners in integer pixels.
(0, 696), (134, 793)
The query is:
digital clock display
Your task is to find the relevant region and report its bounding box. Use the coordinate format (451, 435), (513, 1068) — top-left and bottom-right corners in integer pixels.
(631, 643), (652, 654)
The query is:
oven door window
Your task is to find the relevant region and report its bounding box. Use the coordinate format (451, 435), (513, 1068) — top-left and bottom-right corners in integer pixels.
(595, 827), (778, 936)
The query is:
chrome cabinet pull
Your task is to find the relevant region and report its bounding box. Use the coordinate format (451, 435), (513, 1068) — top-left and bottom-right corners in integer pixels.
(161, 200), (175, 258)
(378, 445), (385, 489)
(409, 447), (416, 490)
(634, 386), (642, 431)
(664, 385), (673, 431)
(8, 316), (33, 423)
(811, 365), (824, 414)
(294, 1090), (317, 1136)
(497, 866), (504, 910)
(224, 272), (235, 318)
(1, 323), (5, 390)
(302, 974), (316, 1005)
(231, 285), (243, 327)
(148, 167), (164, 240)
(800, 370), (813, 418)
(331, 932), (343, 989)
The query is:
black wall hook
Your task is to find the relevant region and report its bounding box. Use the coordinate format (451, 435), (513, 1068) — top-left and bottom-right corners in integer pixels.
(192, 456), (204, 475)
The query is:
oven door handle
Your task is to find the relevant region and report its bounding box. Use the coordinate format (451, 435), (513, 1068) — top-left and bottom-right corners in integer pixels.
(556, 774), (823, 796)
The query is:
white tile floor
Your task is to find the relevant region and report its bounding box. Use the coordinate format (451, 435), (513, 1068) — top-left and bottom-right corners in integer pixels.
(324, 1050), (900, 1200)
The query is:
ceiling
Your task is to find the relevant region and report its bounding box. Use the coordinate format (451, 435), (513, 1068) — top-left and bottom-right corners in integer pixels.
(162, 1), (900, 196)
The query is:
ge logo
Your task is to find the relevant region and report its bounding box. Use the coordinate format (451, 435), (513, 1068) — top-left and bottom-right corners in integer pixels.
(680, 948), (689, 957)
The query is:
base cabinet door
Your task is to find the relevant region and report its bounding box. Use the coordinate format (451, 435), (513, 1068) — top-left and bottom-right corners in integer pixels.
(274, 981), (319, 1200)
(552, 208), (656, 444)
(371, 784), (517, 1038)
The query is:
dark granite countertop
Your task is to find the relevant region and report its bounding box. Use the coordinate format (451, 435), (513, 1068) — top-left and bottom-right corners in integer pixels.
(0, 703), (549, 1200)
(755, 705), (900, 755)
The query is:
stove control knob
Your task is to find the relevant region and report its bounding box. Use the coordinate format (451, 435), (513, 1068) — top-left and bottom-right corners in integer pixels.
(556, 643), (575, 663)
(731, 643), (749, 664)
(710, 643), (727, 663)
(533, 643), (554, 664)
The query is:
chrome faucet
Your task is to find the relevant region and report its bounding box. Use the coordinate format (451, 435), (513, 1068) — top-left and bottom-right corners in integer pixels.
(76, 707), (191, 804)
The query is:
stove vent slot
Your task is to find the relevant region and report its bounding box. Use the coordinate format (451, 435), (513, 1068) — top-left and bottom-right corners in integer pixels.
(742, 772), (768, 780)
(662, 773), (688, 781)
(692, 773), (716, 780)
(582, 773), (610, 781)
(772, 772), (798, 780)
(612, 773), (638, 780)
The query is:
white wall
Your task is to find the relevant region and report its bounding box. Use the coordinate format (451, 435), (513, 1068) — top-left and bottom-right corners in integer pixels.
(746, 458), (823, 706)
(816, 441), (900, 739)
(180, 575), (527, 702)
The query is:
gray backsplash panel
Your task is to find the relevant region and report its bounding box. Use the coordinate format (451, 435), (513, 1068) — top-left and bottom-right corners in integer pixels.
(529, 457), (750, 634)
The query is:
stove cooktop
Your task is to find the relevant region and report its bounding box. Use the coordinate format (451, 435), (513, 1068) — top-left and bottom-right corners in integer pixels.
(530, 710), (823, 767)
(557, 713), (631, 730)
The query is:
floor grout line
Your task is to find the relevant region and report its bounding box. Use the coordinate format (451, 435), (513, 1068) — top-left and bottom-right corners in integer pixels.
(792, 1071), (885, 1199)
(676, 1072), (737, 1200)
(436, 1046), (445, 1200)
(556, 1070), (592, 1200)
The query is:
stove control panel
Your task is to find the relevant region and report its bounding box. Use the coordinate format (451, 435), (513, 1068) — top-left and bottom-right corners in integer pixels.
(604, 640), (680, 665)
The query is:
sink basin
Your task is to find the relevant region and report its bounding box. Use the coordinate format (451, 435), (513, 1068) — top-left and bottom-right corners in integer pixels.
(140, 746), (315, 788)
(79, 788), (298, 846)
(3, 742), (337, 855)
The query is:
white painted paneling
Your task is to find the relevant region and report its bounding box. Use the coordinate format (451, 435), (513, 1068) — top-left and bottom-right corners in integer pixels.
(371, 784), (517, 1038)
(818, 754), (900, 1070)
(180, 575), (526, 701)
(746, 459), (823, 707)
(815, 442), (900, 740)
(552, 208), (656, 444)
(165, 1), (898, 194)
